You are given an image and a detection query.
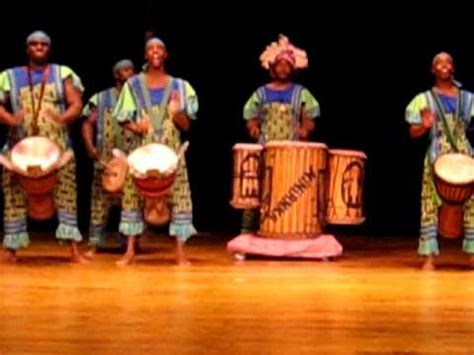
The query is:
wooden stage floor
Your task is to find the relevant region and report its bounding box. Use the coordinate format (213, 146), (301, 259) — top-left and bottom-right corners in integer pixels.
(0, 233), (473, 354)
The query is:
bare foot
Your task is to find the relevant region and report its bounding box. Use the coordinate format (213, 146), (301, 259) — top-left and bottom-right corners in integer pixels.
(70, 242), (89, 264)
(176, 239), (191, 266)
(116, 252), (135, 267)
(71, 252), (90, 264)
(176, 255), (191, 266)
(1, 249), (17, 263)
(422, 256), (436, 270)
(84, 247), (97, 259)
(116, 236), (136, 267)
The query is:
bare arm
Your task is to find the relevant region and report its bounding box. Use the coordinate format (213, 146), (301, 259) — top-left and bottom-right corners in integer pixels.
(56, 78), (83, 125)
(172, 112), (191, 131)
(122, 109), (152, 135)
(122, 122), (143, 134)
(168, 91), (191, 132)
(246, 118), (261, 140)
(82, 106), (98, 160)
(410, 124), (430, 138)
(0, 106), (18, 126)
(0, 99), (23, 127)
(299, 108), (316, 140)
(410, 108), (433, 139)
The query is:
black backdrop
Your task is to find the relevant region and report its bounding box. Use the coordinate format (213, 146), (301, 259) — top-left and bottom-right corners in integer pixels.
(1, 3), (474, 238)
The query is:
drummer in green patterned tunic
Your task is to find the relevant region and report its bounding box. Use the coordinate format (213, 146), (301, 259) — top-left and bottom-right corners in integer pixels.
(241, 35), (320, 233)
(0, 31), (87, 263)
(113, 37), (198, 266)
(406, 52), (474, 270)
(82, 59), (136, 257)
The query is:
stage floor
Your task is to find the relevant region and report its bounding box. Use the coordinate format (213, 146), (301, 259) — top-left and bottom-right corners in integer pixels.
(0, 233), (473, 354)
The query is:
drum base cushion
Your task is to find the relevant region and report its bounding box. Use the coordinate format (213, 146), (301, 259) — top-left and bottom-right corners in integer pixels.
(227, 233), (343, 259)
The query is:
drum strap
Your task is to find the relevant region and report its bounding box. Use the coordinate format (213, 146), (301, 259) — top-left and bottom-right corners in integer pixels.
(430, 89), (463, 153)
(138, 74), (173, 141)
(110, 88), (123, 149)
(96, 89), (123, 152)
(27, 65), (50, 136)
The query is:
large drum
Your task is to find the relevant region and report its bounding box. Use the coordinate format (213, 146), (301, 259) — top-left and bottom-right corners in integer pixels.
(0, 136), (73, 220)
(259, 141), (328, 239)
(230, 143), (263, 209)
(433, 153), (474, 239)
(326, 149), (366, 225)
(127, 143), (181, 226)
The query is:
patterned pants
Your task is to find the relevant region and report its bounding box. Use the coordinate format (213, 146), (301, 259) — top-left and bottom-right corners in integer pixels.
(117, 172), (145, 239)
(89, 165), (130, 245)
(159, 123), (196, 242)
(3, 158), (83, 250)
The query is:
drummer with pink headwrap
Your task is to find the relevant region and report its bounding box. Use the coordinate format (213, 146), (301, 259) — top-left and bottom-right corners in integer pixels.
(241, 35), (320, 233)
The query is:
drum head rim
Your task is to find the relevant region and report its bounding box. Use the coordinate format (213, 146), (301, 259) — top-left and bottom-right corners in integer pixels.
(434, 153), (474, 185)
(128, 143), (178, 175)
(328, 149), (367, 159)
(233, 143), (263, 150)
(264, 141), (328, 149)
(11, 136), (62, 175)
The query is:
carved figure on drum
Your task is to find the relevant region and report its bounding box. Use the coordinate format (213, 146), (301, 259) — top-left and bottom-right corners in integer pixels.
(406, 52), (474, 270)
(112, 37), (198, 266)
(0, 31), (87, 263)
(82, 59), (136, 257)
(241, 35), (320, 233)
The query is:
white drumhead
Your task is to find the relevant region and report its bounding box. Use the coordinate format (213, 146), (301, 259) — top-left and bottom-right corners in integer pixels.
(329, 149), (367, 159)
(233, 143), (263, 151)
(264, 140), (328, 150)
(11, 137), (61, 173)
(434, 153), (474, 185)
(128, 143), (178, 176)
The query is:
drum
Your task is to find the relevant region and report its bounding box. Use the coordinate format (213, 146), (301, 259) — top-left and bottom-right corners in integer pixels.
(259, 141), (328, 239)
(127, 143), (180, 226)
(326, 149), (366, 225)
(0, 136), (73, 220)
(101, 149), (128, 195)
(433, 153), (474, 239)
(230, 143), (263, 209)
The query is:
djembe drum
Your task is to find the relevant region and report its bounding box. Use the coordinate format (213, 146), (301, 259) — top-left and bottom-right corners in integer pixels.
(101, 149), (129, 195)
(433, 153), (474, 239)
(0, 136), (73, 220)
(127, 143), (183, 226)
(259, 141), (328, 239)
(326, 149), (366, 225)
(230, 143), (263, 209)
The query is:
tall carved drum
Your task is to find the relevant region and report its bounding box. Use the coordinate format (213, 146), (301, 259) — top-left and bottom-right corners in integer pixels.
(259, 141), (328, 239)
(230, 143), (263, 209)
(326, 149), (366, 225)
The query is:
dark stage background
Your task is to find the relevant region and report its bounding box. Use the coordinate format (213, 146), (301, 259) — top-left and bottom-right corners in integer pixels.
(1, 3), (474, 238)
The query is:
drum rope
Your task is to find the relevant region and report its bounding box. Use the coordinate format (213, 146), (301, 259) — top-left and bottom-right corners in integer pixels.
(27, 65), (50, 136)
(430, 89), (464, 153)
(138, 74), (173, 142)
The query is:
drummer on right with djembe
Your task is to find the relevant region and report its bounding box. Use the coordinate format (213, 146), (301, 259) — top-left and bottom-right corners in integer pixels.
(406, 52), (474, 270)
(241, 34), (319, 233)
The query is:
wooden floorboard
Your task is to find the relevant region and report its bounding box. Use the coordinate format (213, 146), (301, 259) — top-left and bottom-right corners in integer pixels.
(0, 234), (473, 354)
